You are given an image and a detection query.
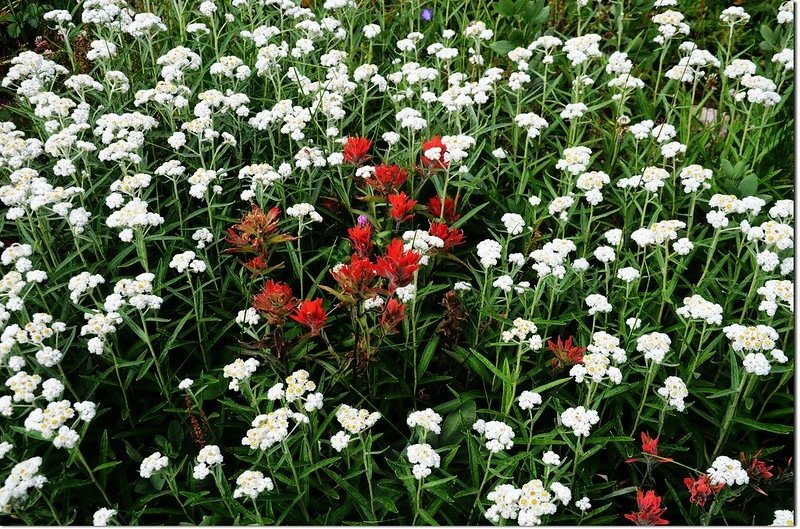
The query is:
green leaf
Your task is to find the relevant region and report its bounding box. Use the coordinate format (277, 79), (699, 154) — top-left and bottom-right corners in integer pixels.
(733, 417), (793, 434)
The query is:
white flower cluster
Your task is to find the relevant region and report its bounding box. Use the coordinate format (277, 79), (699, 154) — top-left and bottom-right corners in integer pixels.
(193, 445), (223, 479)
(407, 408), (443, 434)
(139, 452), (169, 478)
(501, 318), (543, 350)
(517, 390), (542, 411)
(657, 376), (689, 411)
(233, 470), (274, 499)
(560, 406), (600, 437)
(472, 419), (515, 453)
(706, 455), (749, 486)
(0, 456), (47, 513)
(222, 357), (260, 391)
(406, 443), (441, 479)
(757, 280), (794, 317)
(636, 333), (672, 364)
(570, 352), (622, 385)
(529, 238), (576, 278)
(169, 251), (206, 274)
(722, 324), (778, 352)
(676, 294), (724, 325)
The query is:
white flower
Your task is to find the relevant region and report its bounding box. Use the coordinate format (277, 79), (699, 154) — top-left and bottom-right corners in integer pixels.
(517, 390), (542, 410)
(407, 408), (443, 434)
(657, 376), (688, 411)
(407, 443), (441, 480)
(472, 419), (515, 452)
(233, 470), (274, 499)
(771, 510), (794, 526)
(178, 378), (193, 390)
(560, 406), (600, 437)
(576, 497), (592, 511)
(501, 213), (526, 235)
(542, 451), (561, 466)
(93, 508), (116, 527)
(331, 431), (351, 452)
(139, 452), (169, 478)
(707, 455), (749, 486)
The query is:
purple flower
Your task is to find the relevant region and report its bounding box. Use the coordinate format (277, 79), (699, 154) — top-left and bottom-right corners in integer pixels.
(357, 214), (370, 227)
(421, 8), (432, 21)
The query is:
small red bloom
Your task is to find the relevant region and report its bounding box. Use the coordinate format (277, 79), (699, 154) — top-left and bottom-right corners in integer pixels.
(331, 254), (377, 299)
(683, 475), (724, 508)
(348, 224), (374, 257)
(742, 450), (774, 482)
(625, 432), (674, 464)
(547, 336), (586, 371)
(624, 489), (669, 526)
(290, 298), (328, 336)
(243, 255), (267, 273)
(252, 280), (295, 325)
(429, 221), (465, 251)
(379, 298), (406, 334)
(387, 192), (417, 223)
(365, 164), (408, 195)
(342, 136), (372, 165)
(641, 432), (659, 456)
(428, 195), (461, 223)
(421, 136), (448, 169)
(375, 239), (420, 289)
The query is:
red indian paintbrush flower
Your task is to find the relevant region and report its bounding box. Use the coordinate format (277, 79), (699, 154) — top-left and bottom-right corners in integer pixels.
(375, 239), (420, 289)
(429, 221), (465, 251)
(365, 164), (408, 195)
(348, 223), (374, 257)
(421, 135), (448, 169)
(342, 136), (372, 165)
(547, 335), (586, 371)
(741, 449), (774, 495)
(331, 254), (377, 298)
(290, 298), (328, 336)
(379, 298), (406, 334)
(626, 432), (674, 464)
(683, 474), (723, 508)
(252, 280), (295, 325)
(624, 489), (669, 525)
(428, 195), (461, 223)
(387, 192), (417, 223)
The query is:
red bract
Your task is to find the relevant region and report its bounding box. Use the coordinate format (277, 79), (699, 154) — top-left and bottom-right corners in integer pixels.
(348, 224), (374, 257)
(641, 432), (659, 456)
(331, 254), (377, 298)
(429, 221), (465, 251)
(388, 192), (417, 223)
(683, 475), (723, 508)
(742, 450), (774, 482)
(375, 239), (420, 289)
(290, 298), (327, 336)
(421, 136), (448, 169)
(342, 136), (372, 165)
(547, 336), (586, 371)
(624, 489), (669, 526)
(380, 298), (406, 334)
(252, 280), (295, 325)
(428, 195), (461, 222)
(225, 205), (293, 275)
(366, 164), (408, 195)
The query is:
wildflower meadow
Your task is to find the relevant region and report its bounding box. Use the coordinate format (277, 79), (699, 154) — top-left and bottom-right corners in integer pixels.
(0, 0), (795, 525)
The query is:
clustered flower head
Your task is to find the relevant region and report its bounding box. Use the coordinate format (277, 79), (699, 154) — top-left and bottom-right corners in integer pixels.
(472, 418), (515, 452)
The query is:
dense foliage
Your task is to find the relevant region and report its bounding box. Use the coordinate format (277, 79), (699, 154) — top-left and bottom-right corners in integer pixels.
(0, 0), (794, 525)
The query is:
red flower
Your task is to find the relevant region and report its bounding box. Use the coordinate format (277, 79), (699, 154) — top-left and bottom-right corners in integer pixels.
(375, 239), (420, 289)
(342, 136), (372, 165)
(429, 221), (465, 251)
(624, 489), (669, 526)
(366, 164), (408, 195)
(683, 475), (723, 508)
(252, 280), (296, 325)
(428, 195), (461, 223)
(421, 136), (448, 169)
(547, 336), (586, 371)
(348, 224), (374, 257)
(290, 298), (328, 336)
(641, 432), (659, 455)
(331, 254), (377, 299)
(379, 298), (406, 334)
(626, 432), (674, 464)
(742, 450), (774, 482)
(387, 192), (417, 223)
(225, 205), (293, 274)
